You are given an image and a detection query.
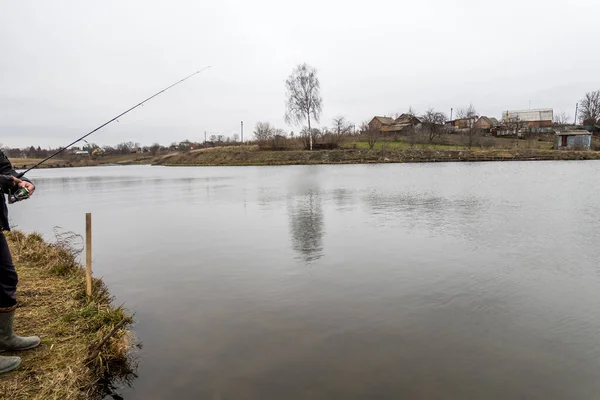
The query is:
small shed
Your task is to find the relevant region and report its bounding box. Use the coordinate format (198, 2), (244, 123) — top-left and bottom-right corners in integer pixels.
(555, 131), (592, 150)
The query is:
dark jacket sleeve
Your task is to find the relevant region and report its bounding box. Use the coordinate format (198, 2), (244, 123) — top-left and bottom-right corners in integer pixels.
(0, 150), (31, 192)
(0, 175), (16, 192)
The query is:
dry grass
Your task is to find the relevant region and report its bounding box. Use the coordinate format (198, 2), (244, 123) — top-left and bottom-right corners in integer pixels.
(197, 145), (259, 153)
(155, 147), (600, 167)
(10, 158), (65, 169)
(0, 231), (134, 400)
(11, 153), (156, 170)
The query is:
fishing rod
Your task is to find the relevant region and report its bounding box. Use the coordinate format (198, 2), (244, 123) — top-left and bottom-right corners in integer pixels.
(17, 66), (211, 179)
(8, 66), (210, 203)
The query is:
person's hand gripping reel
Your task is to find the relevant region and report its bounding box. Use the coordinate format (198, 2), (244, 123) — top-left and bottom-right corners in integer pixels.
(7, 177), (34, 204)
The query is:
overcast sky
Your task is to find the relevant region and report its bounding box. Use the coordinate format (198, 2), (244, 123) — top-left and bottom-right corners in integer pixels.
(1, 0), (599, 148)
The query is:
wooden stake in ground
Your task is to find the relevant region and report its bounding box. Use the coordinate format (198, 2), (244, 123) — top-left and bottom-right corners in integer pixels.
(86, 212), (92, 297)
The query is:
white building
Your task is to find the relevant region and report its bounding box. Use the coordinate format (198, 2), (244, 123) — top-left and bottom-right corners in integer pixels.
(501, 108), (554, 135)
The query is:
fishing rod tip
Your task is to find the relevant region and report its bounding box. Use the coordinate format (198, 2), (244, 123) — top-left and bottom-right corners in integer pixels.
(195, 66), (211, 74)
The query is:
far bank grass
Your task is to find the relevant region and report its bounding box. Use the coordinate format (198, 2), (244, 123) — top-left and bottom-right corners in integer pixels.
(0, 231), (134, 400)
(155, 146), (600, 167)
(342, 141), (461, 150)
(342, 137), (555, 151)
(11, 137), (595, 170)
(11, 153), (156, 170)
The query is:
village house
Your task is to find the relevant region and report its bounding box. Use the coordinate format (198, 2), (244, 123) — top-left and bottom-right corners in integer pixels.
(446, 116), (478, 130)
(474, 116), (500, 131)
(554, 130), (592, 150)
(368, 116), (395, 132)
(368, 115), (421, 135)
(502, 109), (554, 133)
(394, 113), (422, 127)
(381, 114), (422, 135)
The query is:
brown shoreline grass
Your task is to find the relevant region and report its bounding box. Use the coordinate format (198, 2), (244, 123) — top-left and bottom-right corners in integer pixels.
(154, 148), (600, 167)
(0, 231), (134, 400)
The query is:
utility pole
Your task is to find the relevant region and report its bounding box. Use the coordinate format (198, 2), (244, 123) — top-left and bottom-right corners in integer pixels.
(241, 121), (244, 143)
(204, 131), (207, 144)
(574, 103), (579, 125)
(450, 108), (453, 121)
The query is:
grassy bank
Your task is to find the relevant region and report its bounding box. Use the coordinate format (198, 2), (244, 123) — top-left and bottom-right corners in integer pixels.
(12, 140), (600, 170)
(0, 231), (134, 400)
(11, 153), (156, 170)
(341, 138), (555, 151)
(154, 147), (600, 167)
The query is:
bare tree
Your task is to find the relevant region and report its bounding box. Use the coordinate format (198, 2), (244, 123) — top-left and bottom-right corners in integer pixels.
(406, 126), (426, 148)
(299, 127), (321, 150)
(209, 135), (217, 142)
(456, 104), (477, 119)
(331, 116), (353, 145)
(299, 128), (310, 149)
(102, 145), (116, 155)
(272, 128), (287, 150)
(421, 108), (447, 143)
(456, 104), (478, 149)
(178, 140), (193, 152)
(116, 141), (137, 154)
(148, 143), (161, 156)
(233, 134), (240, 142)
(502, 114), (528, 146)
(284, 63), (323, 151)
(254, 122), (274, 142)
(579, 90), (600, 124)
(361, 120), (378, 149)
(553, 112), (571, 127)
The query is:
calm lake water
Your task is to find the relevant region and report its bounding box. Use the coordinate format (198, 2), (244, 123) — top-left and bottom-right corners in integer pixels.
(10, 162), (600, 399)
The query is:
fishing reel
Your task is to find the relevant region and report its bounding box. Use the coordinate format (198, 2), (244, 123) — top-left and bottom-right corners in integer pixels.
(7, 187), (31, 204)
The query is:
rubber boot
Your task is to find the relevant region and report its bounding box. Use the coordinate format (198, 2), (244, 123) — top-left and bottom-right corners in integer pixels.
(0, 355), (21, 374)
(0, 309), (41, 352)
